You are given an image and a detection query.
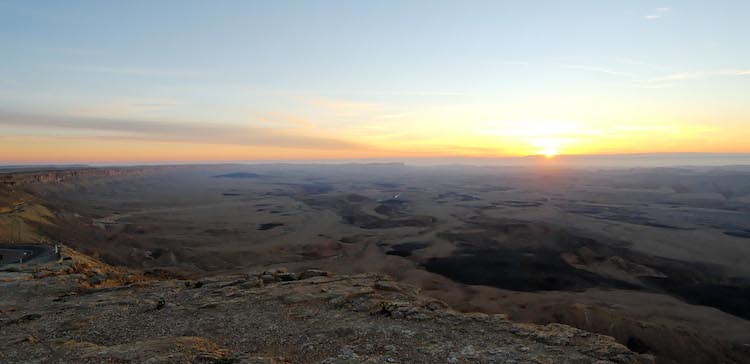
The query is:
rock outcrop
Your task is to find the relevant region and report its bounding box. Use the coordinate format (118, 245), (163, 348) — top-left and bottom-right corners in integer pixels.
(0, 166), (171, 186)
(0, 245), (653, 364)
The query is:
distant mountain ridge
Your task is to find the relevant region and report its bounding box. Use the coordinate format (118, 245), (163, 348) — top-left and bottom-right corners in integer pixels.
(213, 172), (261, 178)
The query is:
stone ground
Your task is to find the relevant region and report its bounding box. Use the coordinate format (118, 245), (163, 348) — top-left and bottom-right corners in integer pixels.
(0, 246), (653, 364)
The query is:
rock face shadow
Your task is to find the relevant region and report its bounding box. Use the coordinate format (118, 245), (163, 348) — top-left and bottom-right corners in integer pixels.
(257, 223), (284, 231)
(424, 249), (636, 292)
(385, 242), (429, 257)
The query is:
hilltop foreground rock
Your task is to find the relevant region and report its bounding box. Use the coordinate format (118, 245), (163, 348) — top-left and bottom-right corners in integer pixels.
(0, 246), (653, 364)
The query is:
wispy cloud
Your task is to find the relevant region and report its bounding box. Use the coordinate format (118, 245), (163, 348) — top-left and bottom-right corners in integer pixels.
(499, 61), (530, 66)
(72, 97), (184, 117)
(647, 72), (705, 84)
(0, 110), (362, 150)
(560, 65), (638, 79)
(307, 97), (382, 117)
(644, 7), (670, 20)
(724, 70), (750, 76)
(375, 112), (414, 120)
(255, 112), (315, 128)
(370, 91), (466, 97)
(55, 64), (200, 77)
(26, 45), (104, 56)
(559, 59), (750, 87)
(614, 58), (672, 72)
(644, 69), (750, 86)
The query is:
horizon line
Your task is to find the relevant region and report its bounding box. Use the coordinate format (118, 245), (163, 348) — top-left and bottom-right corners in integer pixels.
(2, 152), (749, 168)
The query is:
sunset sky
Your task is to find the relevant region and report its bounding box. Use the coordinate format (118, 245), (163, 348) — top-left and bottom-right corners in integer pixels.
(1, 1), (748, 163)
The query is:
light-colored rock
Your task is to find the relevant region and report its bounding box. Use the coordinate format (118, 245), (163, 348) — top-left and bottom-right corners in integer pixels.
(299, 269), (332, 280)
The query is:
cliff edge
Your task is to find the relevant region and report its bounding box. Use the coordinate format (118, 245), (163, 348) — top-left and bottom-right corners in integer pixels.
(0, 245), (653, 364)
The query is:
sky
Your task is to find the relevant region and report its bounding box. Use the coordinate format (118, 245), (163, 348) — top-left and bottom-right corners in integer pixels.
(0, 0), (748, 164)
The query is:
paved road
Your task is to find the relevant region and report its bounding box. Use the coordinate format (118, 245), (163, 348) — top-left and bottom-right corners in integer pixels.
(0, 244), (55, 266)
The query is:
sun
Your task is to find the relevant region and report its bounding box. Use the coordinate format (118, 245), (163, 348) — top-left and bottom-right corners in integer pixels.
(529, 137), (565, 158)
(539, 144), (558, 158)
(541, 146), (558, 158)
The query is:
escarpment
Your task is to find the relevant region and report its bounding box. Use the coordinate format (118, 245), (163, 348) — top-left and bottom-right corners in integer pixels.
(0, 245), (653, 364)
(0, 166), (170, 186)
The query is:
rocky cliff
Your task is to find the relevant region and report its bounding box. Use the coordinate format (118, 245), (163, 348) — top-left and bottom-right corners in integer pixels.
(0, 245), (653, 364)
(0, 166), (173, 186)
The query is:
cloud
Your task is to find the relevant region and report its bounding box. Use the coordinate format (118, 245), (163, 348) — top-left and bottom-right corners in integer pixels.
(56, 64), (200, 77)
(0, 110), (362, 150)
(726, 70), (750, 76)
(72, 97), (184, 117)
(560, 65), (638, 79)
(255, 112), (315, 128)
(370, 91), (466, 97)
(644, 69), (750, 86)
(562, 61), (750, 87)
(647, 72), (705, 84)
(644, 7), (670, 20)
(306, 97), (382, 117)
(476, 121), (694, 141)
(375, 112), (414, 120)
(614, 58), (673, 72)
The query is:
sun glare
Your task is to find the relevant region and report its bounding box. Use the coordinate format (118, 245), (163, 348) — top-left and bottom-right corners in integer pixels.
(542, 147), (558, 158)
(530, 137), (563, 158)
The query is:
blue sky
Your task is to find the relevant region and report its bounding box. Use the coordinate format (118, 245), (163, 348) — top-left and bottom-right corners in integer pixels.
(1, 1), (748, 162)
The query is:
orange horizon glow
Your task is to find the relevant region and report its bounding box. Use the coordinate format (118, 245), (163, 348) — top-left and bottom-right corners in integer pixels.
(1, 134), (749, 164)
(1, 95), (749, 164)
